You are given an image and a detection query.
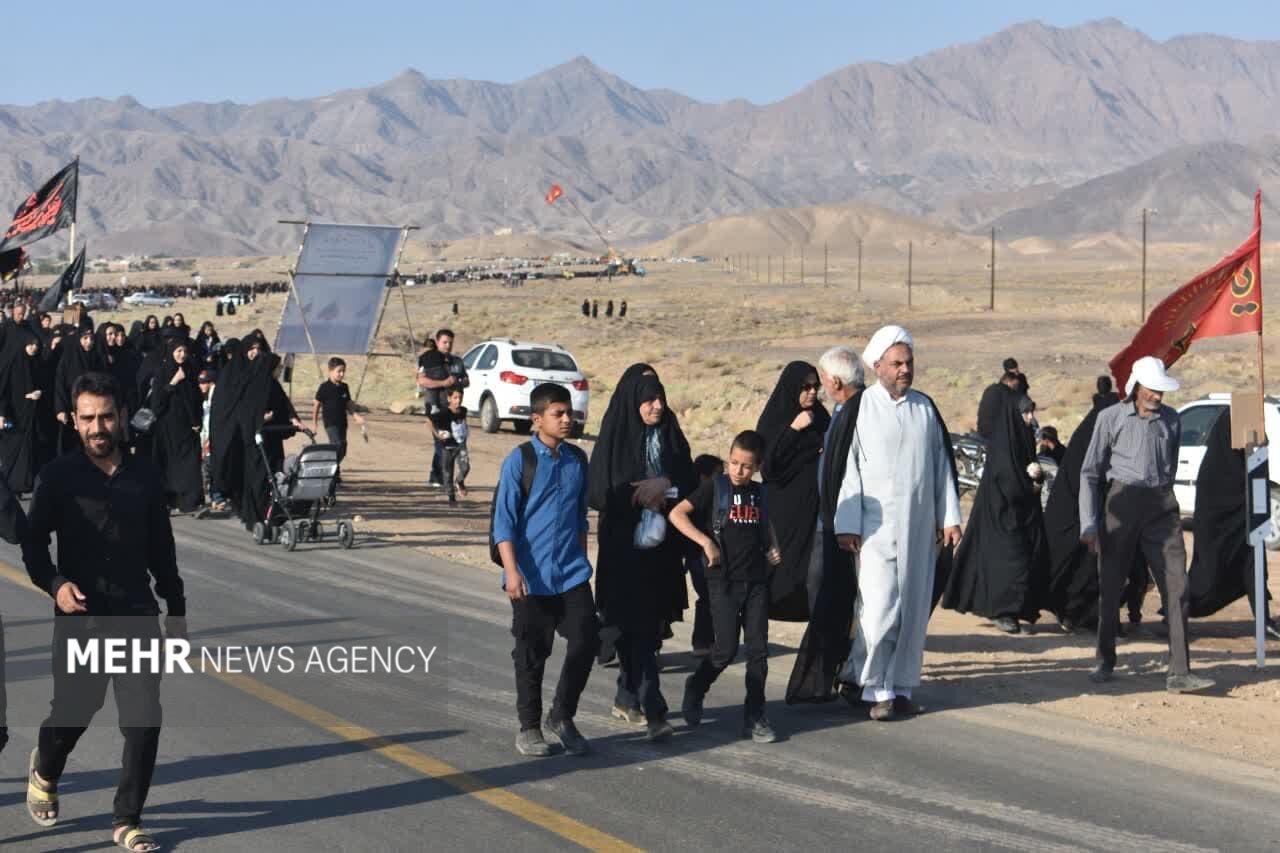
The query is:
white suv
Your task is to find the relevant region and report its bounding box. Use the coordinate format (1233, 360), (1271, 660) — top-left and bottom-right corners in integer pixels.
(1175, 393), (1280, 550)
(460, 340), (589, 436)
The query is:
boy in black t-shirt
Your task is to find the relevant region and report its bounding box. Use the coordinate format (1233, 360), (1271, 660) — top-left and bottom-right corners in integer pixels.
(428, 387), (470, 505)
(669, 430), (781, 744)
(312, 357), (364, 464)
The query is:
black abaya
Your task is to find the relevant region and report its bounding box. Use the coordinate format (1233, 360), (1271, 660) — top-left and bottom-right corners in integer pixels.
(151, 341), (204, 512)
(1042, 401), (1107, 628)
(1187, 410), (1271, 619)
(943, 393), (1049, 621)
(0, 332), (54, 493)
(756, 361), (830, 621)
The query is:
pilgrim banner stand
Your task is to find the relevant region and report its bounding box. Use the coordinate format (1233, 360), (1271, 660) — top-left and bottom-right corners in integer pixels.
(275, 220), (419, 403)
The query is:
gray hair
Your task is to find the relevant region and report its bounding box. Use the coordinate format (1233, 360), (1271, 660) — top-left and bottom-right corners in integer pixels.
(818, 345), (865, 389)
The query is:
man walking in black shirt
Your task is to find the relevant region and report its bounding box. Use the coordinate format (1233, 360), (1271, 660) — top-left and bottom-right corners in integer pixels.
(22, 371), (187, 853)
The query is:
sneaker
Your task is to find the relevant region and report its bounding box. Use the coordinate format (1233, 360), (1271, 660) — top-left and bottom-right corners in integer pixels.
(745, 716), (778, 744)
(681, 677), (704, 727)
(1088, 664), (1114, 684)
(645, 719), (674, 742)
(515, 727), (552, 757)
(544, 713), (590, 756)
(1166, 674), (1215, 694)
(426, 479), (443, 490)
(1267, 620), (1280, 641)
(611, 704), (646, 726)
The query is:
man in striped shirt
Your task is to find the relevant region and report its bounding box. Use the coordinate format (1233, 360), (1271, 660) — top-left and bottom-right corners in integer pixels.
(1079, 357), (1214, 694)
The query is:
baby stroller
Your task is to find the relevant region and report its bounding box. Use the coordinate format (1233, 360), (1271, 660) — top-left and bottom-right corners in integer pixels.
(251, 427), (356, 551)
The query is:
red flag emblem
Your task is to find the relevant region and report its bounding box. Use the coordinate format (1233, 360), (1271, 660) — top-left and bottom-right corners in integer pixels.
(544, 184), (564, 205)
(1110, 191), (1263, 393)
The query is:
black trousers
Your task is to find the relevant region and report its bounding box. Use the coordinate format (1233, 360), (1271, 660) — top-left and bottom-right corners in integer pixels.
(615, 628), (666, 722)
(1099, 484), (1191, 675)
(37, 613), (163, 828)
(687, 553), (714, 651)
(688, 578), (770, 721)
(324, 423), (348, 464)
(1, 613), (8, 752)
(511, 582), (600, 730)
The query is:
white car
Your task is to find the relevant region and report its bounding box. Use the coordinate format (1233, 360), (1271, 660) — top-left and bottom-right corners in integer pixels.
(123, 291), (175, 308)
(1175, 393), (1280, 550)
(219, 292), (250, 305)
(460, 340), (589, 436)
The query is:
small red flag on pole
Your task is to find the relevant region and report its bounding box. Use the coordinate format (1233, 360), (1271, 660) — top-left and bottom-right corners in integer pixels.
(544, 184), (564, 205)
(1110, 191), (1263, 394)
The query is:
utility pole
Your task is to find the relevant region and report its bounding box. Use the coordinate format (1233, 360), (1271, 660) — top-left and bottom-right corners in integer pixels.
(907, 241), (913, 309)
(1141, 208), (1156, 320)
(857, 238), (863, 294)
(989, 226), (996, 311)
(767, 255), (772, 285)
(823, 242), (828, 286)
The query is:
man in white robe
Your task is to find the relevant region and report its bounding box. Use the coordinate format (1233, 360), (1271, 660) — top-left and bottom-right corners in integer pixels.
(834, 326), (962, 721)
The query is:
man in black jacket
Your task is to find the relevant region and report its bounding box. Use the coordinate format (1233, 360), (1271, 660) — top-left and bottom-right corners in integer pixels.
(22, 371), (187, 853)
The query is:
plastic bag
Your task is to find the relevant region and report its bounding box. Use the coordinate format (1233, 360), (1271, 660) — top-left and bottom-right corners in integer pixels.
(633, 508), (667, 550)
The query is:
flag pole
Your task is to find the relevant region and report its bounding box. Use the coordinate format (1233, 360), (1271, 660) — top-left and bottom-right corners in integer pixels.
(1254, 189), (1266, 668)
(563, 195), (612, 257)
(68, 155), (79, 265)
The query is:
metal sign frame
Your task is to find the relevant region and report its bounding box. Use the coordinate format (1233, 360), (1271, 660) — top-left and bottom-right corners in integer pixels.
(276, 220), (419, 401)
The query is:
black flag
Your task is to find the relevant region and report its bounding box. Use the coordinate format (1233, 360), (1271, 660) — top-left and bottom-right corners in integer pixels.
(38, 246), (85, 313)
(0, 247), (25, 282)
(0, 160), (78, 253)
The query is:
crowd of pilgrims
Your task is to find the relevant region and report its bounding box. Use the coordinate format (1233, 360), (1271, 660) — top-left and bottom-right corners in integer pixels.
(0, 301), (303, 532)
(579, 352), (1273, 734)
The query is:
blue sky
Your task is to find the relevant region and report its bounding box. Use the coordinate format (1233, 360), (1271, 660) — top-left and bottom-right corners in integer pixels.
(5, 1), (1279, 107)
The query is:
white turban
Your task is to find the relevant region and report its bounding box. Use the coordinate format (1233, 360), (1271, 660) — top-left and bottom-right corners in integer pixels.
(1125, 356), (1179, 397)
(862, 325), (914, 369)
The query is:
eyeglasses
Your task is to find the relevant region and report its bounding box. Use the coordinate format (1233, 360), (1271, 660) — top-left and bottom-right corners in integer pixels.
(799, 382), (821, 392)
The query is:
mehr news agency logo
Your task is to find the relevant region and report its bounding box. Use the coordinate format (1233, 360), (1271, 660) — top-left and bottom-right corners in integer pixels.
(65, 639), (439, 676)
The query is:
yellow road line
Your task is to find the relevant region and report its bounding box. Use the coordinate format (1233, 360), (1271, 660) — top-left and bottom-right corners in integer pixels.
(0, 560), (640, 852)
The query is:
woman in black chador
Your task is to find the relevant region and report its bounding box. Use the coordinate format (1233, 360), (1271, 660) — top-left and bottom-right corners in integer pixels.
(943, 393), (1049, 634)
(53, 327), (103, 454)
(589, 365), (694, 739)
(0, 330), (55, 493)
(1041, 377), (1117, 631)
(1187, 409), (1279, 637)
(755, 361), (829, 620)
(151, 338), (205, 513)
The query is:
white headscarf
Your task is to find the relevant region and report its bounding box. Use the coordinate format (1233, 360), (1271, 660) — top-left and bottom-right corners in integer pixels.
(862, 325), (914, 369)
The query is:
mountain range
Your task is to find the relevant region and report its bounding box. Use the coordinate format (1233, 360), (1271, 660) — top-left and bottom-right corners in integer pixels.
(2, 17), (1278, 256)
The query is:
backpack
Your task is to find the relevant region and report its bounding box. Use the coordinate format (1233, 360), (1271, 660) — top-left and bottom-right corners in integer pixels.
(705, 474), (771, 566)
(488, 441), (587, 567)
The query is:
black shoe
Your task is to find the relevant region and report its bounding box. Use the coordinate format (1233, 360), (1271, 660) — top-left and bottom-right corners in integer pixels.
(1266, 620), (1280, 641)
(0, 725), (7, 755)
(869, 700), (896, 722)
(544, 713), (590, 756)
(892, 696), (924, 716)
(993, 616), (1020, 634)
(645, 718), (674, 742)
(681, 677), (704, 727)
(1088, 664), (1114, 684)
(836, 682), (862, 709)
(745, 716), (778, 744)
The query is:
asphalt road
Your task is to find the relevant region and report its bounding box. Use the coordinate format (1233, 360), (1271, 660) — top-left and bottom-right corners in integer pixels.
(1, 513), (1278, 851)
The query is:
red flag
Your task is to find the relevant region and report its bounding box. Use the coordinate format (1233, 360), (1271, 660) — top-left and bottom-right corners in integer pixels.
(544, 184), (564, 205)
(1110, 191), (1263, 393)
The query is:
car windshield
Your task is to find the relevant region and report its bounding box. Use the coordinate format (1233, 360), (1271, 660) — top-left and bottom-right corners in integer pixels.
(511, 349), (577, 371)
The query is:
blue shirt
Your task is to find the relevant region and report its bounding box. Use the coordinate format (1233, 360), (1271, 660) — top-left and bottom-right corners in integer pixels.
(493, 435), (592, 596)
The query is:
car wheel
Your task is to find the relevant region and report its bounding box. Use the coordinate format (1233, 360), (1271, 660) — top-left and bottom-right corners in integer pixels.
(479, 396), (500, 433)
(1267, 486), (1280, 552)
(512, 419), (532, 435)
